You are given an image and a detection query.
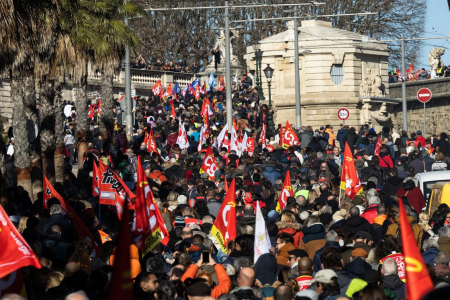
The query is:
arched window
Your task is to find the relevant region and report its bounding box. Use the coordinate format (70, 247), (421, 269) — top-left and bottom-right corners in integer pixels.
(330, 64), (344, 86)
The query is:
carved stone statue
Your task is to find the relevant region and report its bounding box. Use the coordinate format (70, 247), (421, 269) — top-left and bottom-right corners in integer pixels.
(429, 47), (445, 70)
(213, 30), (239, 66)
(359, 69), (385, 97)
(371, 102), (391, 122)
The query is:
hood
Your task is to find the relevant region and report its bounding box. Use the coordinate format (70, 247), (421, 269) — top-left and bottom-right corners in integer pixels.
(165, 162), (181, 169)
(387, 175), (404, 186)
(254, 253), (278, 285)
(334, 269), (354, 290)
(373, 215), (387, 225)
(303, 223), (325, 235)
(263, 166), (276, 172)
(237, 214), (256, 225)
(394, 216), (416, 224)
(302, 223), (326, 244)
(337, 128), (347, 134)
(344, 216), (369, 228)
(382, 274), (404, 290)
(344, 258), (372, 277)
(403, 180), (416, 191)
(276, 221), (302, 231)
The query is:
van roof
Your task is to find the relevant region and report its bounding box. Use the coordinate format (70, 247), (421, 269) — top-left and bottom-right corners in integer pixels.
(414, 171), (450, 182)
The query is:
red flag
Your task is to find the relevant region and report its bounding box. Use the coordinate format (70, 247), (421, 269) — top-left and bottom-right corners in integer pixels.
(147, 129), (158, 154)
(246, 138), (256, 157)
(92, 162), (100, 197)
(133, 157), (169, 254)
(258, 123), (266, 149)
(282, 121), (299, 149)
(210, 179), (236, 252)
(0, 270), (28, 298)
(0, 206), (41, 278)
(151, 80), (162, 96)
(200, 146), (219, 180)
(43, 175), (101, 256)
(194, 85), (200, 99)
(98, 161), (136, 212)
(171, 102), (176, 119)
(279, 125), (284, 146)
(118, 94), (125, 103)
(374, 135), (383, 156)
(43, 175), (69, 214)
(406, 63), (414, 74)
(164, 83), (173, 99)
(108, 201), (133, 300)
(276, 170), (294, 213)
(398, 200), (434, 300)
(224, 176), (228, 193)
(88, 106), (95, 119)
(218, 75), (224, 92)
(340, 143), (363, 199)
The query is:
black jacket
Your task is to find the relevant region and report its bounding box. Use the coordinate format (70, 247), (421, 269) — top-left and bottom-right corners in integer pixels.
(343, 131), (358, 152)
(342, 216), (374, 239)
(383, 175), (404, 197)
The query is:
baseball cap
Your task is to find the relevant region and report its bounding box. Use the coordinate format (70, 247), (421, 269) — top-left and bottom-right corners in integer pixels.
(310, 269), (338, 285)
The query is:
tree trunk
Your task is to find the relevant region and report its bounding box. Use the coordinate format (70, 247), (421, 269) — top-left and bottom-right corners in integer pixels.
(77, 72), (89, 133)
(100, 63), (115, 136)
(39, 78), (56, 183)
(54, 91), (65, 183)
(11, 69), (33, 197)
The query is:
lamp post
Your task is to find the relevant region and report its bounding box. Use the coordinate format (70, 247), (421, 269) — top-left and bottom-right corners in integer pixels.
(252, 41), (263, 100)
(263, 64), (275, 134)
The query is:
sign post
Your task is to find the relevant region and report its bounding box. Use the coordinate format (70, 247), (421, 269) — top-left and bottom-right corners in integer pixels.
(417, 88), (432, 137)
(338, 108), (350, 125)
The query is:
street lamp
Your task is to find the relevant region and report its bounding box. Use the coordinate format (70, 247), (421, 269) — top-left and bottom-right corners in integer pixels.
(263, 64), (275, 134)
(252, 41), (264, 101)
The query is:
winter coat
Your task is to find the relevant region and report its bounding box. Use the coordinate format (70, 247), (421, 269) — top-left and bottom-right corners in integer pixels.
(336, 128), (347, 150)
(276, 221), (304, 248)
(386, 216), (423, 249)
(408, 158), (425, 174)
(313, 241), (340, 272)
(432, 161), (447, 171)
(381, 274), (405, 300)
(438, 237), (450, 257)
(333, 269), (356, 295)
(166, 133), (178, 148)
(41, 231), (69, 262)
(383, 176), (404, 197)
(341, 216), (374, 240)
(164, 162), (182, 179)
(361, 204), (378, 224)
(262, 166), (281, 184)
(181, 264), (231, 299)
(43, 214), (75, 242)
(396, 181), (426, 215)
(298, 223), (326, 259)
(343, 258), (372, 277)
(341, 242), (372, 265)
(422, 247), (440, 266)
(343, 131), (358, 152)
(437, 139), (450, 156)
(299, 131), (313, 148)
(149, 170), (167, 182)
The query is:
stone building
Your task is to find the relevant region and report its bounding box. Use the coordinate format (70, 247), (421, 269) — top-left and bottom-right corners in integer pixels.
(244, 19), (392, 131)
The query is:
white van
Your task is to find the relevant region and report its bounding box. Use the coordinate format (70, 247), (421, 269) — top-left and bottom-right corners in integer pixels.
(414, 171), (450, 211)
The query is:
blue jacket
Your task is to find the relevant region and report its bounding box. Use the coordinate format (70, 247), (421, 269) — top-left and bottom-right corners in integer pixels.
(262, 166), (281, 184)
(422, 247), (440, 266)
(313, 241), (340, 272)
(336, 128), (347, 150)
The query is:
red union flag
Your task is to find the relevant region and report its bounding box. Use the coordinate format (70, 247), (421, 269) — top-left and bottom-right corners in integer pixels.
(258, 123), (266, 149)
(133, 157), (169, 254)
(171, 102), (176, 119)
(398, 200), (434, 300)
(276, 170), (294, 213)
(374, 135), (383, 156)
(210, 179), (236, 252)
(147, 129), (158, 154)
(282, 121), (299, 149)
(246, 138), (256, 157)
(43, 175), (68, 214)
(176, 119), (189, 150)
(340, 142), (363, 199)
(200, 146), (219, 180)
(0, 205), (41, 279)
(151, 80), (162, 96)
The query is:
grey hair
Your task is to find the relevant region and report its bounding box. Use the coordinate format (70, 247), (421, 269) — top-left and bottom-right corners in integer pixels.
(202, 215), (213, 224)
(65, 291), (89, 300)
(50, 204), (62, 215)
(366, 188), (379, 198)
(320, 205), (333, 215)
(239, 225), (254, 235)
(382, 258), (398, 275)
(422, 237), (439, 251)
(367, 196), (381, 206)
(222, 264), (236, 276)
(326, 230), (338, 243)
(299, 211), (310, 221)
(439, 226), (450, 238)
(296, 195), (307, 206)
(349, 206), (360, 217)
(234, 257), (251, 271)
(306, 218), (320, 227)
(203, 238), (214, 251)
(219, 294), (238, 300)
(434, 252), (449, 265)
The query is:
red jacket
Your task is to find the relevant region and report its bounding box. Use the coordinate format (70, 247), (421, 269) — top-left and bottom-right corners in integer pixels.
(396, 187), (426, 215)
(166, 133), (178, 148)
(361, 204), (378, 224)
(181, 264), (231, 299)
(276, 221), (304, 248)
(378, 155), (393, 169)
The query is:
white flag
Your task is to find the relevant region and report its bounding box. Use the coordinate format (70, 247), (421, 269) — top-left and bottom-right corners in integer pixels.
(213, 124), (228, 150)
(230, 126), (241, 157)
(198, 126), (204, 153)
(240, 132), (248, 154)
(176, 120), (189, 150)
(254, 201), (271, 263)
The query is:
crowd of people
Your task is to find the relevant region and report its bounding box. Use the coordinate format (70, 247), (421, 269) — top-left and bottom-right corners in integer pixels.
(3, 76), (450, 300)
(131, 55), (202, 74)
(389, 65), (450, 83)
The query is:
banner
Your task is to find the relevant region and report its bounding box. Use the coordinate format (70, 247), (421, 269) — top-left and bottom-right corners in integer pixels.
(93, 162), (100, 197)
(374, 135), (382, 157)
(340, 142), (363, 199)
(230, 125), (242, 157)
(171, 102), (176, 119)
(151, 80), (162, 96)
(43, 176), (69, 214)
(398, 200), (434, 300)
(0, 206), (41, 279)
(210, 179), (236, 253)
(200, 146), (219, 180)
(276, 170), (294, 213)
(176, 120), (189, 150)
(254, 201), (270, 263)
(282, 121), (300, 149)
(98, 161), (136, 209)
(258, 124), (266, 149)
(147, 129), (158, 154)
(246, 138), (256, 157)
(133, 157), (170, 254)
(213, 124), (228, 150)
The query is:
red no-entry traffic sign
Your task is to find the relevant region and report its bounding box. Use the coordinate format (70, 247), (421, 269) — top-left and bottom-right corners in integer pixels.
(417, 88), (432, 103)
